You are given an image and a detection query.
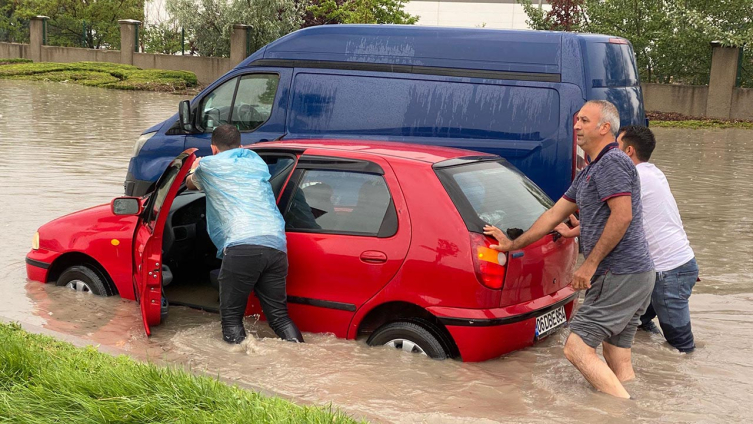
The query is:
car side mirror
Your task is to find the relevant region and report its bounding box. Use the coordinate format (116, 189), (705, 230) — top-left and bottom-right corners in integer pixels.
(111, 197), (143, 216)
(178, 100), (193, 133)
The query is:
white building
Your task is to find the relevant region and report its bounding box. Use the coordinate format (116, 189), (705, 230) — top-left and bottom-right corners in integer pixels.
(403, 0), (551, 30)
(144, 0), (551, 30)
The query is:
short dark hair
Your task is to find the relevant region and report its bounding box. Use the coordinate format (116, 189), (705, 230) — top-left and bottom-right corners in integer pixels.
(211, 124), (241, 151)
(619, 125), (656, 162)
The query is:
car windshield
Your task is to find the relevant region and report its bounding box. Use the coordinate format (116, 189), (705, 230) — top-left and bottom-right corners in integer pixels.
(436, 159), (553, 233)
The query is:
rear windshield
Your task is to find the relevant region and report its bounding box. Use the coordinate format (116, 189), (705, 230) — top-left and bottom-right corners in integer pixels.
(436, 160), (553, 233)
(585, 41), (639, 88)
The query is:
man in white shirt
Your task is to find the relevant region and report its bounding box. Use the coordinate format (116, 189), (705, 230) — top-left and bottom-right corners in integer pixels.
(617, 126), (699, 353)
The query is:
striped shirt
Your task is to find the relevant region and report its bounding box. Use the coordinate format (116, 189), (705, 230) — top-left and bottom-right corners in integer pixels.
(563, 143), (653, 275)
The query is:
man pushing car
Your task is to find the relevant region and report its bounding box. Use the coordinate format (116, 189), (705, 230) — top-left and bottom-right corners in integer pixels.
(484, 100), (655, 398)
(186, 124), (303, 344)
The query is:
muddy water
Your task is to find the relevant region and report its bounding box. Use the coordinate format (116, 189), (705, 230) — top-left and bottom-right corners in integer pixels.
(1, 79), (752, 423)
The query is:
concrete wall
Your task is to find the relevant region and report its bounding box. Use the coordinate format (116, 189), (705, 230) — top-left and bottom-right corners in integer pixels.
(731, 88), (753, 121)
(642, 83), (708, 117)
(41, 46), (122, 64)
(0, 42), (28, 60)
(134, 53), (232, 85)
(0, 18), (240, 85)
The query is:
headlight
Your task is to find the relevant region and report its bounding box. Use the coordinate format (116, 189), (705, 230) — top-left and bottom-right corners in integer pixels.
(132, 132), (157, 157)
(32, 232), (39, 250)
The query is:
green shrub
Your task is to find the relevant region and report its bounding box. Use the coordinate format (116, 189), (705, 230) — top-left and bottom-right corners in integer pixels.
(0, 61), (198, 92)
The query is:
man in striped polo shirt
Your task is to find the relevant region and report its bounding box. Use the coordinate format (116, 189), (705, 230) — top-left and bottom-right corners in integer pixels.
(484, 100), (655, 398)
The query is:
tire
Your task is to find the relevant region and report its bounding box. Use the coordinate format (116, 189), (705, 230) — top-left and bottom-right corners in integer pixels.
(56, 265), (111, 296)
(367, 320), (451, 359)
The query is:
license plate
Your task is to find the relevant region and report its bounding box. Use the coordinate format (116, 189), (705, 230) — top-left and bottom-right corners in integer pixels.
(535, 306), (567, 339)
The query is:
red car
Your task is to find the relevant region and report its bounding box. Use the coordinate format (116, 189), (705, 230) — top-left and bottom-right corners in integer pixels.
(26, 140), (578, 362)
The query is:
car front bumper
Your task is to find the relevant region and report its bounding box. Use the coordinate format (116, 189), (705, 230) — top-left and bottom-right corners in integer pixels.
(428, 287), (579, 362)
(25, 248), (61, 283)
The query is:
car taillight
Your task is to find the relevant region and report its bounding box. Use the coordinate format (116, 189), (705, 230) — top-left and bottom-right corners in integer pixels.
(470, 233), (508, 290)
(573, 113), (586, 179)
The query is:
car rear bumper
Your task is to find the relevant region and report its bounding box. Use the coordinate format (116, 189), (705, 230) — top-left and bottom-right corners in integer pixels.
(427, 287), (579, 362)
(25, 249), (61, 283)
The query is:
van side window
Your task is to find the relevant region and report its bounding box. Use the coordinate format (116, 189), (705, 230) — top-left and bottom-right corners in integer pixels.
(284, 170), (393, 235)
(232, 74), (279, 132)
(198, 74), (280, 133)
(199, 77), (237, 131)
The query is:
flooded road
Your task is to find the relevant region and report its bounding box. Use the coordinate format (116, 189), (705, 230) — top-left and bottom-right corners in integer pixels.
(1, 79), (752, 423)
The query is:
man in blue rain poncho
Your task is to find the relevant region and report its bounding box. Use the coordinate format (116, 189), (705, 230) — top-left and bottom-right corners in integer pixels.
(186, 124), (303, 344)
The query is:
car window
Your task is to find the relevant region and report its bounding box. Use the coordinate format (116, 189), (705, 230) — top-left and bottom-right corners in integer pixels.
(231, 74), (279, 132)
(199, 77), (237, 131)
(284, 170), (392, 235)
(146, 159), (182, 230)
(259, 154), (296, 198)
(437, 160), (553, 233)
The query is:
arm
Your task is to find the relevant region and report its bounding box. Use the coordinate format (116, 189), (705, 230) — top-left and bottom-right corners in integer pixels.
(185, 158), (201, 191)
(571, 195), (632, 290)
(484, 197), (579, 252)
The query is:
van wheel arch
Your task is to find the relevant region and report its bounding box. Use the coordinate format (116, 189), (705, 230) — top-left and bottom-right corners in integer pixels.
(46, 253), (118, 296)
(357, 301), (460, 359)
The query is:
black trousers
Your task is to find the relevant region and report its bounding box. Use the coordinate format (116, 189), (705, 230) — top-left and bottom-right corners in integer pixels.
(218, 245), (303, 342)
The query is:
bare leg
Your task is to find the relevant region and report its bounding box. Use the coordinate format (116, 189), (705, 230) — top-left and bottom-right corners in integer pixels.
(602, 341), (635, 382)
(564, 333), (631, 398)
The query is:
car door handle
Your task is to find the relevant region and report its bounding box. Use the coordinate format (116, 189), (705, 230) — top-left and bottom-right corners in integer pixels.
(360, 251), (387, 264)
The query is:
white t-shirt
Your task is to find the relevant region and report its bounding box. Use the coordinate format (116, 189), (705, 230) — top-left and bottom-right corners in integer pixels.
(637, 162), (695, 272)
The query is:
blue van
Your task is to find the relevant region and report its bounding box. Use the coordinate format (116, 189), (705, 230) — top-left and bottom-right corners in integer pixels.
(125, 25), (646, 199)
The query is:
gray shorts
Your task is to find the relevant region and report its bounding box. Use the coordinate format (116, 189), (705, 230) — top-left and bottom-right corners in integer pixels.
(569, 270), (655, 349)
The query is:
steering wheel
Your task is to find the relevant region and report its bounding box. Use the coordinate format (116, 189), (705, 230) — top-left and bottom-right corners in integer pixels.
(236, 104), (264, 130)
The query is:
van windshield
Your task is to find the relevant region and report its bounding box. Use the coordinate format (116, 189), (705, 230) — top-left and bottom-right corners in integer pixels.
(436, 160), (553, 234)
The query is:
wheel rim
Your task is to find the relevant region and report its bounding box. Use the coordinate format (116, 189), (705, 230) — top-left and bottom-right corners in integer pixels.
(65, 279), (93, 293)
(384, 338), (427, 356)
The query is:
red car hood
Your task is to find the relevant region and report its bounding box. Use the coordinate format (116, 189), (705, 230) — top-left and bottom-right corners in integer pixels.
(38, 203), (140, 253)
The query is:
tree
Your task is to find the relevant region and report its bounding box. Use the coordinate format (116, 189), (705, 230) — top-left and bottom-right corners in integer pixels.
(518, 0), (753, 86)
(0, 0), (28, 43)
(141, 21), (183, 55)
(14, 0), (144, 49)
(308, 0), (418, 25)
(300, 0), (347, 27)
(519, 0), (583, 32)
(166, 0), (303, 57)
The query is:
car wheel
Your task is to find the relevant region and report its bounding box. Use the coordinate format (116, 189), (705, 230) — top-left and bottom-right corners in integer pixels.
(56, 265), (111, 296)
(367, 320), (450, 359)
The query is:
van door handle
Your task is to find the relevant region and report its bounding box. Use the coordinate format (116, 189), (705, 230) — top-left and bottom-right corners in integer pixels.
(360, 251), (387, 264)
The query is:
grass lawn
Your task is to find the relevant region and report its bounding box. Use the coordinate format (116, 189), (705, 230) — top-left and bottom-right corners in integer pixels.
(0, 322), (363, 423)
(0, 61), (198, 93)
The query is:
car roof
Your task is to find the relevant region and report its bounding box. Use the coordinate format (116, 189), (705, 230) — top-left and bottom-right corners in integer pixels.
(250, 139), (498, 164)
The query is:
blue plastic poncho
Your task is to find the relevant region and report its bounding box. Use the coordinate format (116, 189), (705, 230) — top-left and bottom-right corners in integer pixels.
(193, 148), (286, 257)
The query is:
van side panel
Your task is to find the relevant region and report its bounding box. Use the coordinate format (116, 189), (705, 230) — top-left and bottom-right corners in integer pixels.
(287, 70), (574, 198)
(255, 26), (563, 75)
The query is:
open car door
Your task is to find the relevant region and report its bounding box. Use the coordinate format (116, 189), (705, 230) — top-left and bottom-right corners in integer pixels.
(132, 149), (197, 336)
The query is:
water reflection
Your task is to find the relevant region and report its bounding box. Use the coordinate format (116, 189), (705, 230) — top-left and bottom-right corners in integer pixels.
(1, 80), (752, 422)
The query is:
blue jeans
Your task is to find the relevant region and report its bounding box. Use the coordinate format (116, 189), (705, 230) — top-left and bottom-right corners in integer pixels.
(640, 258), (699, 352)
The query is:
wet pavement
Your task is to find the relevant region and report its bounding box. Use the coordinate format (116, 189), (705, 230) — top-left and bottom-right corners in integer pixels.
(1, 80), (752, 423)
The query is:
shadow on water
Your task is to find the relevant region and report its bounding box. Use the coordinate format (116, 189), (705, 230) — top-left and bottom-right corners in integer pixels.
(1, 80), (752, 422)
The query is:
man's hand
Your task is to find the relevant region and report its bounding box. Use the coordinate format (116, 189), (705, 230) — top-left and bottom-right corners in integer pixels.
(554, 214), (580, 238)
(190, 157), (201, 172)
(483, 225), (514, 252)
(572, 261), (597, 291)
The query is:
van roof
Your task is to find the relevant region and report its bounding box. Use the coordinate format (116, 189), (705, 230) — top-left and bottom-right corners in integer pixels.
(240, 25), (624, 77)
(251, 139), (498, 164)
